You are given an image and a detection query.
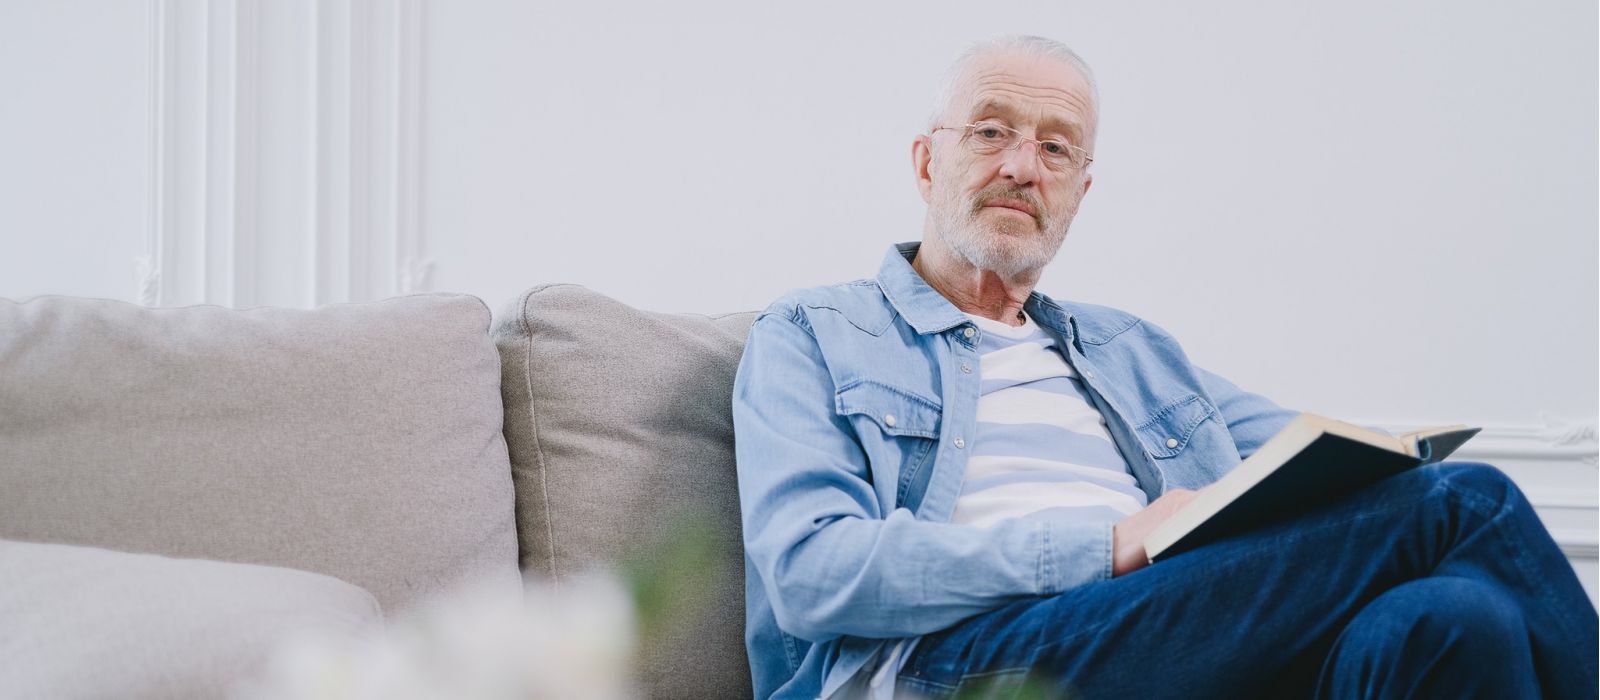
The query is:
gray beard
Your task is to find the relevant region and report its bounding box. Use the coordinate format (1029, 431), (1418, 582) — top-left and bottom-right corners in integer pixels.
(933, 204), (1067, 279)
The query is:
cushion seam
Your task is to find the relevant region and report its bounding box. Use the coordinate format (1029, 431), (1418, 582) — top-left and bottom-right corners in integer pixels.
(517, 289), (560, 585)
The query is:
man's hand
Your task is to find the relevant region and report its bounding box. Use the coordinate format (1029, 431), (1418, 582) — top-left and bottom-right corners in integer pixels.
(1112, 488), (1199, 576)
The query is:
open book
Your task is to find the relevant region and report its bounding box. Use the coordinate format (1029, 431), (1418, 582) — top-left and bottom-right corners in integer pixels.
(1142, 414), (1480, 562)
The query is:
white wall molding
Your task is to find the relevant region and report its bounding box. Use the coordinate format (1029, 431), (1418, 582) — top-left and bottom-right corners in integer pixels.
(391, 0), (427, 296)
(1456, 421), (1599, 464)
(1549, 530), (1599, 559)
(1376, 417), (1598, 561)
(313, 0), (426, 306)
(143, 0), (255, 307)
(142, 0), (424, 308)
(1376, 417), (1598, 468)
(1459, 424), (1595, 560)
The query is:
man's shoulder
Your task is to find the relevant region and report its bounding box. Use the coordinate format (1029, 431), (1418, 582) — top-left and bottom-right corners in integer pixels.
(758, 279), (893, 333)
(1036, 293), (1170, 346)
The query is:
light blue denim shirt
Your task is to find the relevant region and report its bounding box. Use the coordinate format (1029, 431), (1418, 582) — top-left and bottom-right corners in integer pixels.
(733, 242), (1298, 699)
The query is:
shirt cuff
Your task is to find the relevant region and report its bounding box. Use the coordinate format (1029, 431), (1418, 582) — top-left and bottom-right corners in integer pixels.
(1040, 520), (1116, 594)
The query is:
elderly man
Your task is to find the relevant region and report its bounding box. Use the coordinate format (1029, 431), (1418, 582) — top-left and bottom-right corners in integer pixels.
(732, 35), (1597, 700)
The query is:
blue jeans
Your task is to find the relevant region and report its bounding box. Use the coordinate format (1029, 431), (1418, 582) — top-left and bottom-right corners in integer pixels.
(896, 463), (1599, 699)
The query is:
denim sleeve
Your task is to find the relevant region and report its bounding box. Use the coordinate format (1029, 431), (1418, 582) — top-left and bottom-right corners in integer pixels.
(1196, 366), (1299, 460)
(733, 311), (1113, 643)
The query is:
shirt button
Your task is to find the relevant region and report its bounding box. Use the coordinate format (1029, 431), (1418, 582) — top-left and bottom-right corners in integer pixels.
(1165, 438), (1179, 448)
(883, 413), (897, 428)
(953, 437), (965, 449)
(1083, 370), (1095, 379)
(963, 327), (975, 339)
(960, 363), (972, 374)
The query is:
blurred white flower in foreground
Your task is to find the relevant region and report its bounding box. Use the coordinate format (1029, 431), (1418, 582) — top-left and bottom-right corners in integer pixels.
(236, 573), (638, 700)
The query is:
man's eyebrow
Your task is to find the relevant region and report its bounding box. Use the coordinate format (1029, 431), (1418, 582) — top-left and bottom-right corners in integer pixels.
(969, 98), (1085, 144)
(968, 98), (1020, 123)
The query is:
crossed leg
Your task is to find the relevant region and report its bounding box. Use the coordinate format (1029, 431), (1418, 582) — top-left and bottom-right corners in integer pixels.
(896, 462), (1598, 699)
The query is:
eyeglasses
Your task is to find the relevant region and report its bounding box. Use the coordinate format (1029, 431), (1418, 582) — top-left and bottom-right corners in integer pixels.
(929, 121), (1094, 171)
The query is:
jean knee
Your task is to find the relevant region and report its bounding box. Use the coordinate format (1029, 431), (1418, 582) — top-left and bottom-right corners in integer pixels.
(1431, 461), (1526, 510)
(1358, 577), (1528, 649)
(1325, 578), (1538, 698)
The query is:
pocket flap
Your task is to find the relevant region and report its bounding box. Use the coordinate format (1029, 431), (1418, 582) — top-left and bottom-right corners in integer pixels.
(1135, 394), (1216, 458)
(835, 380), (942, 439)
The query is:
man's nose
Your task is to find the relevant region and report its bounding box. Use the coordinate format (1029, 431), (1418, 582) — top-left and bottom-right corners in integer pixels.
(997, 141), (1041, 185)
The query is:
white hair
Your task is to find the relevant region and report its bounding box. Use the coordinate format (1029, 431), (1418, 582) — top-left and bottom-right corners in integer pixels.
(927, 35), (1100, 140)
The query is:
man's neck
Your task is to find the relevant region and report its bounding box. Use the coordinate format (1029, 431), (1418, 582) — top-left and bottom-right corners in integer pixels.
(911, 241), (1038, 327)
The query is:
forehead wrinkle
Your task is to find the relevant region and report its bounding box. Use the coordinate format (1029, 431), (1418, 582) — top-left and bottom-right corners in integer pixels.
(966, 67), (1092, 103)
(967, 79), (1092, 113)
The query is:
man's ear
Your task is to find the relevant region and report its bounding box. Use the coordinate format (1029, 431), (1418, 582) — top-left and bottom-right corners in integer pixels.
(1081, 172), (1093, 198)
(912, 135), (934, 203)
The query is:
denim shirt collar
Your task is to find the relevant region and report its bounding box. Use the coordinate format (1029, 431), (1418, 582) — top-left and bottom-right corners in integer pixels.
(876, 241), (1078, 344)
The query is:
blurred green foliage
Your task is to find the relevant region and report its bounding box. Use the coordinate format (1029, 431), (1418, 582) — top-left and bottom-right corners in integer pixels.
(617, 509), (1074, 699)
(617, 508), (728, 663)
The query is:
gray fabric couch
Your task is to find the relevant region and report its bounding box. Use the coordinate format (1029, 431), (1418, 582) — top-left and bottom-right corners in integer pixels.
(0, 285), (757, 699)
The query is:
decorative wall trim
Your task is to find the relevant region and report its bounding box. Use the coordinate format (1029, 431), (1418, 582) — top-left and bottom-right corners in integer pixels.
(143, 0), (425, 308)
(1377, 417), (1598, 562)
(1376, 418), (1598, 471)
(393, 0), (429, 296)
(312, 0), (426, 306)
(311, 0), (349, 306)
(1550, 531), (1599, 559)
(1451, 421), (1598, 465)
(138, 0), (164, 306)
(141, 0), (249, 307)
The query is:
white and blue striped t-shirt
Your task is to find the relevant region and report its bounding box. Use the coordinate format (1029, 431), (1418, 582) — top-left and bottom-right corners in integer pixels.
(868, 310), (1147, 699)
(951, 311), (1148, 527)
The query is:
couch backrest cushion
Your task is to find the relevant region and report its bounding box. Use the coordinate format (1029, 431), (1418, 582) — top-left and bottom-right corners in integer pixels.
(494, 284), (757, 699)
(0, 294), (520, 614)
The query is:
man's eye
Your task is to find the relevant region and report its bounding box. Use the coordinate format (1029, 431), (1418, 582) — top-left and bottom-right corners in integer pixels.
(1040, 141), (1069, 156)
(975, 126), (1006, 139)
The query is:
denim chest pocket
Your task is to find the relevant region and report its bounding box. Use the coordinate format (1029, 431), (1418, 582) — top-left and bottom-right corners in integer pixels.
(834, 380), (942, 438)
(835, 380), (942, 508)
(1135, 394), (1217, 459)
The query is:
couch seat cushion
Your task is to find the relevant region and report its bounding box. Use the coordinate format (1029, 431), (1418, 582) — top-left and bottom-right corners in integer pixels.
(0, 539), (382, 699)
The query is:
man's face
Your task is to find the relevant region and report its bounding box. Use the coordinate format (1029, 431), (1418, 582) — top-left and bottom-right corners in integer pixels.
(919, 52), (1096, 278)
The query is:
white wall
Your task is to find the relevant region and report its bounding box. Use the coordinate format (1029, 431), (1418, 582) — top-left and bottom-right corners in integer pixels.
(421, 0), (1598, 422)
(1, 1), (1595, 594)
(0, 1), (150, 303)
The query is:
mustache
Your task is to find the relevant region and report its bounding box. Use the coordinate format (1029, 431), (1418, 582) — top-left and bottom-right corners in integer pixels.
(970, 186), (1043, 223)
